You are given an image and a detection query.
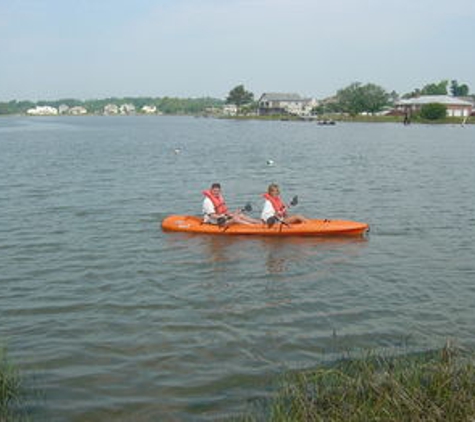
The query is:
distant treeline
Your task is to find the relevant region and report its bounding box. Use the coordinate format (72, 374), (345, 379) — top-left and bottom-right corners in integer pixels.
(0, 96), (224, 115)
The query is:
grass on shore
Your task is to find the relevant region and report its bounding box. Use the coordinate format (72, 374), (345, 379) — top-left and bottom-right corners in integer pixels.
(1, 347), (26, 422)
(240, 342), (475, 422)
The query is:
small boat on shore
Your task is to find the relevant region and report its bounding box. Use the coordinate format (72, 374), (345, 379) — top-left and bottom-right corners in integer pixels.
(317, 119), (336, 125)
(161, 215), (369, 237)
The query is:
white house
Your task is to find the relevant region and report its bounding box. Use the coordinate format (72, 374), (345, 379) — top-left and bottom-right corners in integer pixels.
(258, 93), (318, 116)
(120, 104), (136, 115)
(222, 104), (238, 116)
(395, 95), (473, 117)
(104, 104), (119, 115)
(69, 106), (87, 115)
(141, 105), (157, 114)
(26, 106), (58, 116)
(58, 104), (70, 114)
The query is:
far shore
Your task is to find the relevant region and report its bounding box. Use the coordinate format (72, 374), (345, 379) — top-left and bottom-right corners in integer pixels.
(1, 112), (474, 125)
(224, 113), (475, 125)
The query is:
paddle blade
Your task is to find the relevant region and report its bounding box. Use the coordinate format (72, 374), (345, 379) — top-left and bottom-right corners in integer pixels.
(290, 195), (299, 206)
(243, 203), (252, 213)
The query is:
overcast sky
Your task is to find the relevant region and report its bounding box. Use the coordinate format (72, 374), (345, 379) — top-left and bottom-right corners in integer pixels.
(1, 0), (474, 101)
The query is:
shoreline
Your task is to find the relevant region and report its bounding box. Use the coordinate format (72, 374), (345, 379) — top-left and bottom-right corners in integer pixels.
(1, 113), (473, 125)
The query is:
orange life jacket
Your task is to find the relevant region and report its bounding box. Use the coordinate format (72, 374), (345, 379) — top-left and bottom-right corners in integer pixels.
(203, 190), (228, 214)
(263, 193), (286, 217)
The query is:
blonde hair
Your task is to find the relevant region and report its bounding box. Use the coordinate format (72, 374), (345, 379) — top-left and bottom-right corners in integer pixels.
(267, 183), (280, 194)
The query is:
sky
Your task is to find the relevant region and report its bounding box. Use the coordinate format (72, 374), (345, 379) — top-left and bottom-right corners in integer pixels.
(1, 0), (475, 101)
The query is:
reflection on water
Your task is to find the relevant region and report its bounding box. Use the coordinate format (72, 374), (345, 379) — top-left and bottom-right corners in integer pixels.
(166, 233), (369, 276)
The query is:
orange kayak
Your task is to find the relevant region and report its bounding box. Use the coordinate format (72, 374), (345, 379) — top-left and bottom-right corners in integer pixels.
(161, 215), (369, 237)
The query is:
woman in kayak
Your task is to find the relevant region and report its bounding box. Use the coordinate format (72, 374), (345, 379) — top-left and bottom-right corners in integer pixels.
(202, 183), (260, 226)
(261, 183), (308, 225)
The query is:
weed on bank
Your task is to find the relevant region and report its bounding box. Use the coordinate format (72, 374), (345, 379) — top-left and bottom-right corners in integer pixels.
(240, 343), (475, 422)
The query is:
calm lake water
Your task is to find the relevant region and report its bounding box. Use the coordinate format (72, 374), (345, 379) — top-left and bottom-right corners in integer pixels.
(1, 115), (475, 421)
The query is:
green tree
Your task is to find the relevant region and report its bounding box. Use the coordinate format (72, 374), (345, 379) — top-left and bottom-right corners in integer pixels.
(312, 100), (342, 115)
(156, 96), (222, 114)
(336, 82), (389, 116)
(450, 80), (469, 96)
(336, 82), (365, 115)
(404, 80), (451, 98)
(420, 80), (448, 95)
(419, 103), (447, 120)
(0, 100), (34, 115)
(363, 83), (391, 113)
(226, 85), (254, 110)
(388, 90), (399, 105)
(402, 89), (421, 99)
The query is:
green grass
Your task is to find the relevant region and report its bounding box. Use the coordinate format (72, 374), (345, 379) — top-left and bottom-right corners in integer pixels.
(239, 343), (475, 422)
(0, 347), (27, 422)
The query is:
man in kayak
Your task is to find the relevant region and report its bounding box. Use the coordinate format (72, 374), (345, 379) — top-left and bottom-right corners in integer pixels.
(261, 183), (308, 225)
(202, 183), (260, 226)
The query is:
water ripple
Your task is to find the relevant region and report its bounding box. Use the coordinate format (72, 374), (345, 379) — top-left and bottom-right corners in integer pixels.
(1, 117), (475, 421)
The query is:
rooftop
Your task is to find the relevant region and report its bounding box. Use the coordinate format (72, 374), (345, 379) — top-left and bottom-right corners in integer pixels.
(397, 95), (473, 106)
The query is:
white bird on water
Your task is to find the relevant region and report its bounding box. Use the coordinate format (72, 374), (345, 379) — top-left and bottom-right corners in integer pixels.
(266, 159), (275, 166)
(173, 148), (182, 154)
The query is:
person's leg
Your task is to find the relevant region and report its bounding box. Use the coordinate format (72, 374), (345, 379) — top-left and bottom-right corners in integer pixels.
(284, 214), (308, 224)
(228, 214), (259, 225)
(239, 214), (261, 224)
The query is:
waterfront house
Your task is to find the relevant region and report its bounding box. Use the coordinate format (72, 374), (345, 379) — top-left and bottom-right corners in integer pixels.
(26, 106), (58, 116)
(222, 104), (238, 116)
(141, 105), (157, 114)
(69, 106), (87, 115)
(120, 103), (136, 115)
(395, 95), (473, 117)
(258, 93), (317, 116)
(104, 104), (119, 115)
(58, 104), (70, 114)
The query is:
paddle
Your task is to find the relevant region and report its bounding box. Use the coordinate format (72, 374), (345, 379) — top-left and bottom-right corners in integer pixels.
(217, 203), (253, 227)
(242, 203), (253, 213)
(266, 215), (287, 227)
